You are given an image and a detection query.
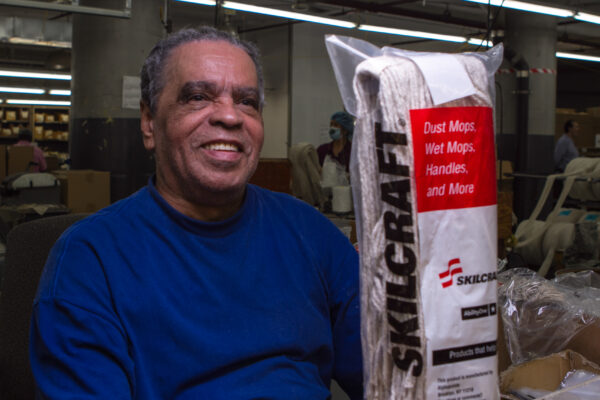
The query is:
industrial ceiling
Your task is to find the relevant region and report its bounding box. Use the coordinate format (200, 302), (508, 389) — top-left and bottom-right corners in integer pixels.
(0, 0), (599, 104)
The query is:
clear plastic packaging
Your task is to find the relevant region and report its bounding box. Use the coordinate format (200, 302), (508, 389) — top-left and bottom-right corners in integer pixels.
(326, 34), (503, 399)
(557, 370), (600, 399)
(498, 268), (600, 365)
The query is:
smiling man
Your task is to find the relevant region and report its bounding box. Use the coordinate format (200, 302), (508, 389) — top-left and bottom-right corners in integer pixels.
(29, 27), (362, 399)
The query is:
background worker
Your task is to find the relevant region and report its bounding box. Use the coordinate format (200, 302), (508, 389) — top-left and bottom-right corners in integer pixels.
(14, 128), (47, 172)
(554, 119), (580, 173)
(317, 111), (354, 171)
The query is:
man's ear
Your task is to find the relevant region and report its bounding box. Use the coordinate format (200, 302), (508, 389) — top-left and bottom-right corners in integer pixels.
(140, 101), (155, 151)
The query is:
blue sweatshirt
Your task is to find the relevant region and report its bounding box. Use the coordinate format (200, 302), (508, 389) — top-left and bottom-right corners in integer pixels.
(30, 181), (362, 399)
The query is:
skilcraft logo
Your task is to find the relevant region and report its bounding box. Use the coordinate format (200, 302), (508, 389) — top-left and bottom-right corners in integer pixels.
(439, 258), (498, 288)
(439, 258), (463, 288)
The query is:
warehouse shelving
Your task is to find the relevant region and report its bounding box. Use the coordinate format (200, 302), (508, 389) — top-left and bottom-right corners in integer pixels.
(0, 105), (69, 153)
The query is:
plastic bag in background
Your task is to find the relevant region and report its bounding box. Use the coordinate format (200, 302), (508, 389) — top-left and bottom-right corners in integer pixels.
(498, 268), (599, 366)
(556, 370), (600, 400)
(564, 222), (600, 269)
(321, 155), (349, 188)
(326, 34), (503, 399)
(554, 269), (600, 290)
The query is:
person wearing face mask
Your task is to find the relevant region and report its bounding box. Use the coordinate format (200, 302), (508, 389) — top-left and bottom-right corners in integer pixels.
(317, 111), (354, 171)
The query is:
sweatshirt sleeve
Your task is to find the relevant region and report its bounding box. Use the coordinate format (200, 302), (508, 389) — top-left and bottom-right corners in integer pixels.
(30, 299), (134, 399)
(30, 230), (134, 399)
(327, 230), (363, 400)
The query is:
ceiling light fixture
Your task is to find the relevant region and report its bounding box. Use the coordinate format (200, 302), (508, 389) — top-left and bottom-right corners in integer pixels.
(49, 89), (71, 96)
(0, 70), (71, 80)
(6, 99), (71, 106)
(556, 52), (600, 63)
(0, 86), (45, 94)
(176, 0), (216, 5)
(176, 0), (354, 28)
(464, 0), (574, 18)
(222, 1), (356, 28)
(8, 37), (71, 49)
(467, 38), (493, 47)
(574, 12), (600, 25)
(359, 25), (467, 43)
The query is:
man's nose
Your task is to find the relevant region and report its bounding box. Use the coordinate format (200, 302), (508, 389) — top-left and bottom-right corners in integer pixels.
(209, 98), (243, 128)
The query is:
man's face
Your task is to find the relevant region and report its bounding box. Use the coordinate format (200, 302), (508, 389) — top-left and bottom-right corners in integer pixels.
(141, 40), (264, 204)
(571, 121), (580, 136)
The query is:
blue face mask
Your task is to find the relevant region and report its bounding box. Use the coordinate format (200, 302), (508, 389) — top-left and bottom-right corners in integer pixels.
(329, 127), (341, 141)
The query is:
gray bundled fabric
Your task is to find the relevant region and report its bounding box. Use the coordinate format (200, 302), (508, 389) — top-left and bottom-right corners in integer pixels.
(289, 142), (325, 208)
(352, 54), (495, 399)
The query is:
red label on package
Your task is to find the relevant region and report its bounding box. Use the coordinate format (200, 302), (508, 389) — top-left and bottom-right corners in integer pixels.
(410, 106), (496, 213)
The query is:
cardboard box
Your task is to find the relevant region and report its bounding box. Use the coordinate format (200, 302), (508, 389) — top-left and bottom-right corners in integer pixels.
(5, 110), (16, 121)
(19, 109), (28, 120)
(500, 350), (600, 398)
(59, 113), (69, 123)
(45, 155), (60, 172)
(53, 170), (110, 213)
(44, 114), (55, 123)
(8, 146), (33, 175)
(498, 298), (600, 372)
(34, 126), (44, 140)
(34, 113), (44, 123)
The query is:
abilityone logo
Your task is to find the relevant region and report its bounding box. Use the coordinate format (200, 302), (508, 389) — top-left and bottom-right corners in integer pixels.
(439, 258), (462, 288)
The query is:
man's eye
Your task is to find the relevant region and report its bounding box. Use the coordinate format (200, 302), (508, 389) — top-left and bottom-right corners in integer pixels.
(190, 94), (206, 101)
(240, 98), (259, 109)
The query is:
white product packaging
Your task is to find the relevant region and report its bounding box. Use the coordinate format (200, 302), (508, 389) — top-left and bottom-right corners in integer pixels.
(326, 36), (503, 399)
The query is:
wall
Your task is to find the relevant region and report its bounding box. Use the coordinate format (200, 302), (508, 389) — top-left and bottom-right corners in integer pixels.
(289, 23), (471, 148)
(244, 25), (290, 158)
(290, 23), (346, 148)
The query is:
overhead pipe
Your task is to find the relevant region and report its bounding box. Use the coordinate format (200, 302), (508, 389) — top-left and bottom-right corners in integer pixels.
(316, 0), (487, 30)
(0, 0), (132, 19)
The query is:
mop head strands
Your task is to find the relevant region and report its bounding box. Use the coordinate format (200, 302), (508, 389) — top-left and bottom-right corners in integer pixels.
(327, 37), (503, 400)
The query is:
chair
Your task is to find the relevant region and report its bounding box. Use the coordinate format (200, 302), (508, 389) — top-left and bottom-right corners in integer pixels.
(0, 213), (88, 399)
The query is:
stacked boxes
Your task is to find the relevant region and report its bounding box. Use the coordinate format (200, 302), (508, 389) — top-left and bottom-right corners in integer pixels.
(52, 170), (111, 213)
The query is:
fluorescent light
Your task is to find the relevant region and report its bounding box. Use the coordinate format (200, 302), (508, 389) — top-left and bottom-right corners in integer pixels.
(222, 1), (355, 28)
(575, 12), (600, 25)
(174, 0), (355, 28)
(0, 86), (45, 94)
(8, 37), (71, 48)
(359, 25), (466, 43)
(464, 0), (574, 18)
(468, 38), (493, 47)
(6, 99), (71, 106)
(175, 0), (215, 5)
(174, 0), (477, 44)
(0, 70), (71, 80)
(556, 52), (600, 63)
(49, 89), (71, 96)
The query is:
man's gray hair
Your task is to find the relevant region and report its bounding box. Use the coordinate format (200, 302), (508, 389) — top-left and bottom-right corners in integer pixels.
(140, 26), (264, 115)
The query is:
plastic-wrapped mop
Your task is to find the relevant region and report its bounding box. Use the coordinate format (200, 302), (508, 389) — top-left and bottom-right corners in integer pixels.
(326, 36), (502, 400)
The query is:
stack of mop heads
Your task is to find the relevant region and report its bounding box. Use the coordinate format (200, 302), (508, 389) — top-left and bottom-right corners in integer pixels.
(514, 157), (600, 277)
(326, 36), (503, 399)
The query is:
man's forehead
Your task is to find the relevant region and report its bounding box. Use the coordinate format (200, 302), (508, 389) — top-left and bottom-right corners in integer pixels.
(166, 40), (257, 81)
(178, 80), (259, 95)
